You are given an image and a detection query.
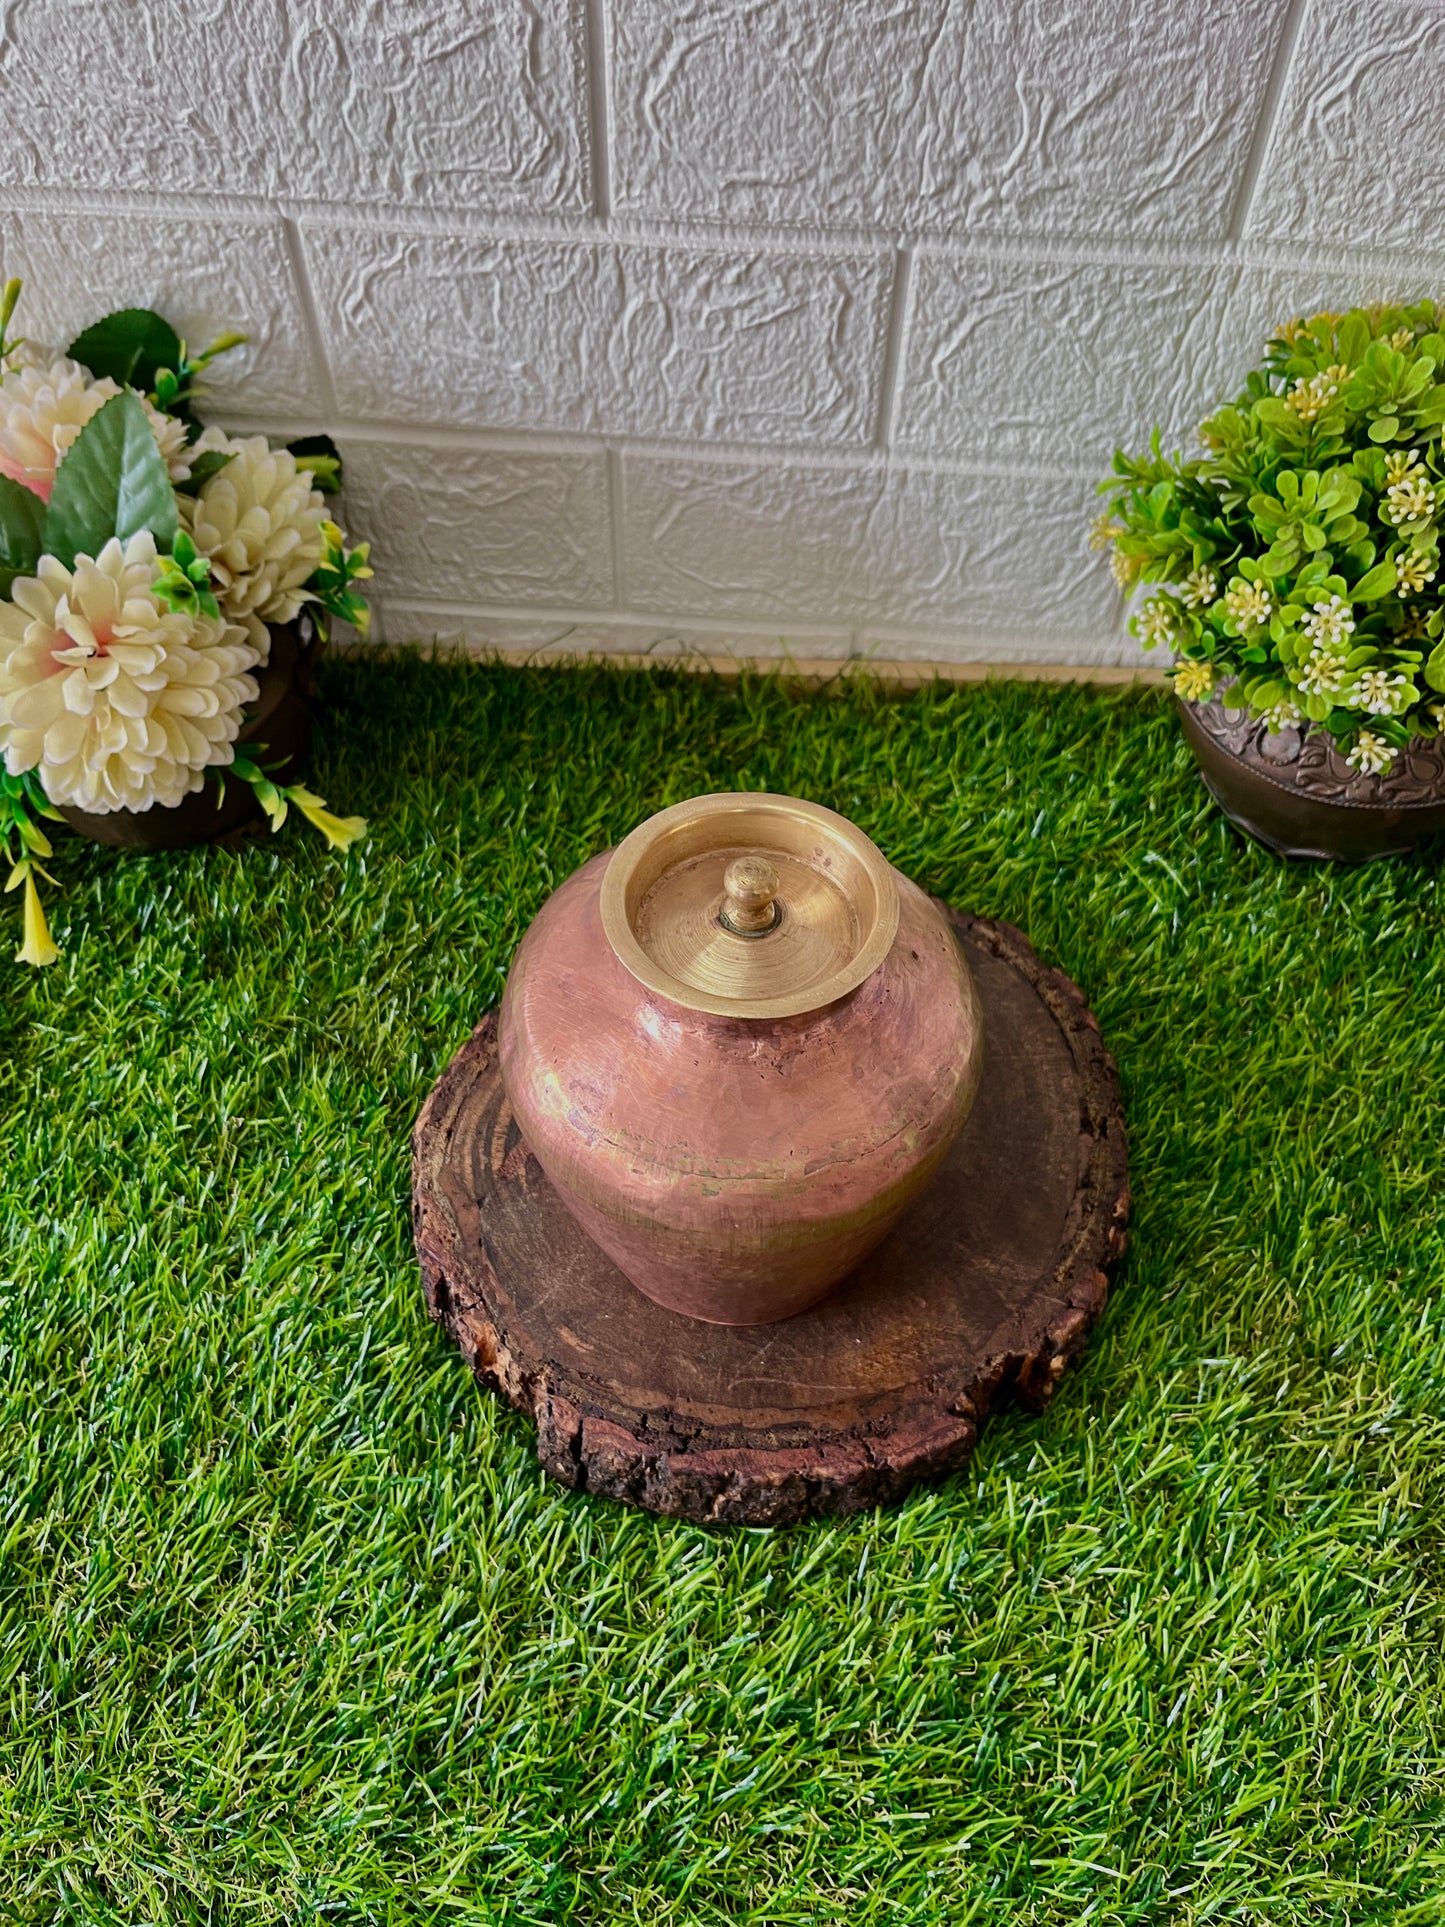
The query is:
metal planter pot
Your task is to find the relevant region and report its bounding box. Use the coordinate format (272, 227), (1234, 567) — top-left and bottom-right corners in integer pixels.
(1177, 696), (1445, 863)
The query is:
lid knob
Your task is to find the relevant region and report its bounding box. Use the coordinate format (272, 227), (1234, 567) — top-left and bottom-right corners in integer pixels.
(719, 855), (781, 936)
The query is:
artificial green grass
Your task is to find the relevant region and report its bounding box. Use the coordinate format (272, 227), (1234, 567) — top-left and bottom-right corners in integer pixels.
(3, 654), (1444, 1925)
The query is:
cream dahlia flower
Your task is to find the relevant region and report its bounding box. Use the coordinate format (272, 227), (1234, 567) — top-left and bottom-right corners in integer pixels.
(182, 432), (327, 658)
(0, 532), (258, 813)
(0, 351), (193, 498)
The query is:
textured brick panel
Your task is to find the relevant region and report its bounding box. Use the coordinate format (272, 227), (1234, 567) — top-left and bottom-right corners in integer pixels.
(855, 627), (1152, 668)
(899, 254), (1407, 469)
(0, 0), (589, 214)
(621, 455), (1121, 638)
(306, 228), (891, 445)
(338, 440), (613, 608)
(1224, 264), (1396, 371)
(1245, 0), (1445, 249)
(898, 256), (1245, 466)
(1, 213), (321, 418)
(610, 0), (1289, 241)
(369, 609), (852, 659)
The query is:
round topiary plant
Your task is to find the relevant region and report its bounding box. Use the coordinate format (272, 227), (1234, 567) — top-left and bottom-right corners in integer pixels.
(1099, 302), (1445, 859)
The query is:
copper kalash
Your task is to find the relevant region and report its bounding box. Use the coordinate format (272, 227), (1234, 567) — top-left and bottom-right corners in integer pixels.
(499, 792), (983, 1325)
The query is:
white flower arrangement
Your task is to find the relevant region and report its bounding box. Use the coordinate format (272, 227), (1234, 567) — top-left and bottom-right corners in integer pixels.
(0, 284), (372, 966)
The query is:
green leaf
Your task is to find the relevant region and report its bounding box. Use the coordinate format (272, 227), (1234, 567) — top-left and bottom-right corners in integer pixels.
(43, 390), (178, 568)
(1351, 559), (1399, 601)
(173, 448), (235, 496)
(1338, 311), (1371, 365)
(1368, 416), (1400, 443)
(1254, 397), (1308, 441)
(1426, 637), (1445, 693)
(67, 308), (182, 393)
(0, 474), (45, 597)
(287, 434), (344, 495)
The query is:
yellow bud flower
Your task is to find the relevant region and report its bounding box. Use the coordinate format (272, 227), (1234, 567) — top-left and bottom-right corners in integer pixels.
(6, 860), (60, 967)
(284, 785), (367, 852)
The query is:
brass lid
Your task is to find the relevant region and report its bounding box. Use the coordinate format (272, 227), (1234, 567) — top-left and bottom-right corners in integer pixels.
(599, 792), (900, 1019)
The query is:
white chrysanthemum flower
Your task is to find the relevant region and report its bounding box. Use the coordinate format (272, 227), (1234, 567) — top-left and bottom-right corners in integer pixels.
(1297, 649), (1350, 697)
(1259, 699), (1302, 731)
(182, 431), (327, 659)
(1300, 594), (1355, 649)
(0, 532), (257, 813)
(1224, 580), (1272, 631)
(0, 352), (193, 499)
(1172, 659), (1215, 702)
(1396, 549), (1437, 596)
(1179, 567), (1218, 609)
(1346, 731), (1396, 776)
(1348, 668), (1410, 715)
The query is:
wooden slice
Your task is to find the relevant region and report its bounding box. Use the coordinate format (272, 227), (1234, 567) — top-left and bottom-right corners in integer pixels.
(413, 909), (1129, 1526)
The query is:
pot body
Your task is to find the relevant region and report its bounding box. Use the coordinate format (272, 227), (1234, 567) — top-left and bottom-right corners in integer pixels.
(1179, 697), (1445, 862)
(499, 850), (983, 1325)
(57, 618), (316, 851)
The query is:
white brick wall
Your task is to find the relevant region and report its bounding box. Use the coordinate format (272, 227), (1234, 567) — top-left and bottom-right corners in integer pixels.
(3, 0), (1439, 666)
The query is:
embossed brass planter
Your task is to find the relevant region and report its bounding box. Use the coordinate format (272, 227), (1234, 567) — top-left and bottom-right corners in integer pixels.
(498, 792), (984, 1325)
(1180, 697), (1445, 863)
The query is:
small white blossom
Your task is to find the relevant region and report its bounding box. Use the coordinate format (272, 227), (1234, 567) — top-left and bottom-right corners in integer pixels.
(1109, 549), (1138, 589)
(1347, 668), (1410, 715)
(1172, 659), (1215, 702)
(1396, 549), (1437, 596)
(1137, 597), (1179, 648)
(1089, 514), (1123, 553)
(1346, 731), (1397, 776)
(1384, 473), (1436, 529)
(1258, 699), (1302, 731)
(1300, 594), (1356, 649)
(1297, 649), (1351, 697)
(1284, 364), (1349, 421)
(1386, 328), (1416, 352)
(1223, 579), (1272, 631)
(1384, 448), (1424, 488)
(1179, 567), (1218, 609)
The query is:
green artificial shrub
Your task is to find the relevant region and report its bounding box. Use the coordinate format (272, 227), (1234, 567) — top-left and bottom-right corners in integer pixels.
(1098, 302), (1445, 775)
